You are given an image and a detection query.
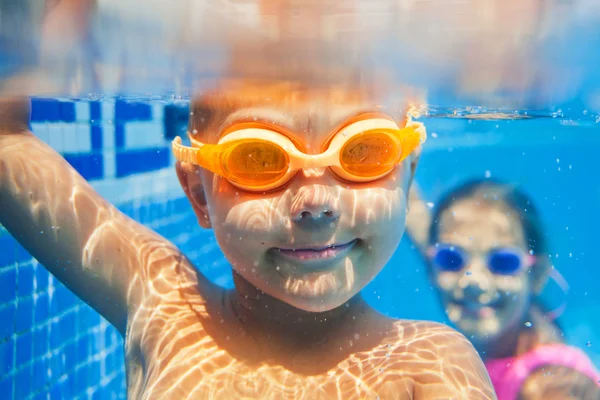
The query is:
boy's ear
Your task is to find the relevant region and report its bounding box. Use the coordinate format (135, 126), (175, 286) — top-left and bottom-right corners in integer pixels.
(176, 162), (212, 229)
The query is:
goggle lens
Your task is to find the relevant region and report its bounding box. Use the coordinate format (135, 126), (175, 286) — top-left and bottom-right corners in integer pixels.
(431, 246), (526, 275)
(224, 140), (289, 186)
(488, 249), (524, 275)
(340, 131), (401, 177)
(433, 247), (466, 272)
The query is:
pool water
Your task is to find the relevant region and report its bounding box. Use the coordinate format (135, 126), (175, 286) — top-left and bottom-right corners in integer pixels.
(1, 98), (598, 399)
(1, 1), (600, 398)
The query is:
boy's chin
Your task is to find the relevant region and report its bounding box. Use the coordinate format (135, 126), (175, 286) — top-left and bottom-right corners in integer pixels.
(275, 291), (356, 313)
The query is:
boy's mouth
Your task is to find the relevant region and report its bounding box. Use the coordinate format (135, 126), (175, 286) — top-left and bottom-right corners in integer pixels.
(271, 239), (359, 264)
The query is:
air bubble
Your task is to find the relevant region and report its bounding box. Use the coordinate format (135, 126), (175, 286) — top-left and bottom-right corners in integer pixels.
(525, 321), (532, 327)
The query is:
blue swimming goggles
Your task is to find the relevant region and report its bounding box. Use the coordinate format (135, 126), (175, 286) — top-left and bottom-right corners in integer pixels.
(428, 244), (536, 275)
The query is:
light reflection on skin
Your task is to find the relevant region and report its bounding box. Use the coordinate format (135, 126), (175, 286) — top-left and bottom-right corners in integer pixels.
(183, 93), (411, 312)
(0, 88), (496, 399)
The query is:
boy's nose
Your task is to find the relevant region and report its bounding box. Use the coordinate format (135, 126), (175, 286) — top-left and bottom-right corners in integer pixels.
(292, 207), (340, 223)
(290, 185), (340, 225)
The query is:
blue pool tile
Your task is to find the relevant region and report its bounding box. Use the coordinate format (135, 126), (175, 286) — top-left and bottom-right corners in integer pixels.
(15, 241), (32, 265)
(0, 338), (14, 376)
(91, 360), (101, 381)
(173, 197), (191, 211)
(49, 383), (62, 399)
(33, 393), (49, 400)
(63, 153), (104, 181)
(115, 124), (125, 148)
(49, 353), (63, 376)
(0, 268), (16, 303)
(30, 98), (77, 123)
(91, 125), (103, 150)
(59, 102), (76, 123)
(34, 294), (49, 324)
(64, 342), (77, 368)
(32, 358), (49, 393)
(149, 203), (161, 220)
(62, 373), (75, 398)
(0, 304), (15, 340)
(17, 262), (34, 296)
(51, 284), (77, 315)
(92, 387), (104, 400)
(118, 202), (135, 218)
(0, 235), (31, 266)
(35, 266), (50, 291)
(0, 377), (14, 400)
(16, 331), (32, 366)
(50, 311), (76, 349)
(90, 101), (102, 121)
(115, 100), (152, 122)
(84, 308), (101, 330)
(33, 326), (48, 358)
(49, 319), (61, 350)
(14, 364), (32, 399)
(16, 297), (34, 333)
(104, 326), (118, 348)
(74, 365), (91, 395)
(77, 334), (91, 360)
(62, 310), (77, 334)
(138, 204), (148, 223)
(92, 331), (104, 354)
(116, 147), (169, 178)
(30, 98), (60, 122)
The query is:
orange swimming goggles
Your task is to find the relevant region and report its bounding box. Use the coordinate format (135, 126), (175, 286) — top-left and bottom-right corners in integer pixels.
(172, 113), (426, 192)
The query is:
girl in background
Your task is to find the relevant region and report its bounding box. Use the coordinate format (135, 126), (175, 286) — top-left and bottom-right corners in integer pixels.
(406, 179), (600, 399)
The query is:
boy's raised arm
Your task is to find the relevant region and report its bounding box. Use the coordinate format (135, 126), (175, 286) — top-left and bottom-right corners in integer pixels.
(0, 98), (180, 334)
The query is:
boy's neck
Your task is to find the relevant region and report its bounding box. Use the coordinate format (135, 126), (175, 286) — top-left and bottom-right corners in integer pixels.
(227, 272), (367, 345)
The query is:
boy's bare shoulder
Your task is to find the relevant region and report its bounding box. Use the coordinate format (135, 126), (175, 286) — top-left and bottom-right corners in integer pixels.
(381, 319), (496, 399)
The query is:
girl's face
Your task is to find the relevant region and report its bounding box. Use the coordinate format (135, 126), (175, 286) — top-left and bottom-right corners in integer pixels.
(430, 198), (534, 345)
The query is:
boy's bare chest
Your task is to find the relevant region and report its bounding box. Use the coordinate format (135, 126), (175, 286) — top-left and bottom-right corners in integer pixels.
(125, 305), (416, 399)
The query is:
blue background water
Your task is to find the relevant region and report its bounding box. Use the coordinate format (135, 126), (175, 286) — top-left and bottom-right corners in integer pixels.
(0, 99), (598, 399)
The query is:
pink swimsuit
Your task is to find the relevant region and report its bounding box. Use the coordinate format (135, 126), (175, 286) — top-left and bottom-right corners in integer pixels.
(485, 343), (600, 400)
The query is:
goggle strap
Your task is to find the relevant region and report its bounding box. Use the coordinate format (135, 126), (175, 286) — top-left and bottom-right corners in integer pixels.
(398, 125), (425, 162)
(545, 267), (570, 321)
(172, 137), (224, 175)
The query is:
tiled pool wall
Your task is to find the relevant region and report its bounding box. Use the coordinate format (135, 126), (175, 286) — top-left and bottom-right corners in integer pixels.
(0, 98), (226, 400)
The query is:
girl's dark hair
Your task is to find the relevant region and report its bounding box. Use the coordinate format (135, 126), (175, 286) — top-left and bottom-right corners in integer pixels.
(428, 179), (549, 295)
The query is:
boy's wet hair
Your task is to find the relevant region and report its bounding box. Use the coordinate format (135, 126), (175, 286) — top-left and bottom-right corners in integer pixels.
(187, 78), (408, 141)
